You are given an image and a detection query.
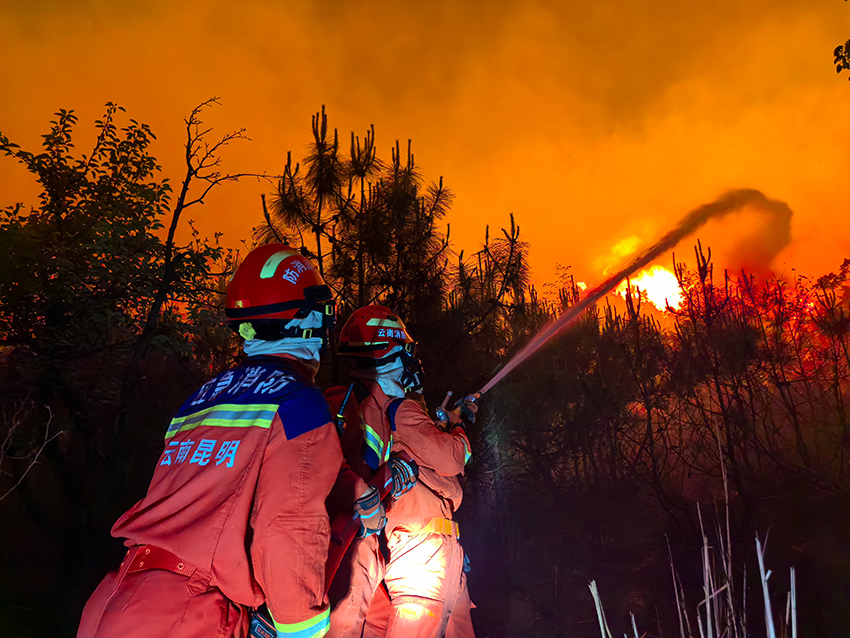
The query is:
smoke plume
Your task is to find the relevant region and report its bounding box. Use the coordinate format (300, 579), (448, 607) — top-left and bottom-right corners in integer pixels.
(722, 197), (793, 276)
(480, 189), (792, 394)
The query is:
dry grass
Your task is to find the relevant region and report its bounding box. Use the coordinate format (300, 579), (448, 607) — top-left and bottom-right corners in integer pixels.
(588, 426), (799, 638)
(589, 527), (797, 638)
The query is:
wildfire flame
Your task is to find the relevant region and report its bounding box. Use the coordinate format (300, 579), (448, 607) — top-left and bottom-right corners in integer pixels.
(615, 265), (682, 311)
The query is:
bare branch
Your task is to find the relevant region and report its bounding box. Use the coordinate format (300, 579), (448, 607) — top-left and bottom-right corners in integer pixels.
(182, 172), (273, 209)
(0, 405), (62, 503)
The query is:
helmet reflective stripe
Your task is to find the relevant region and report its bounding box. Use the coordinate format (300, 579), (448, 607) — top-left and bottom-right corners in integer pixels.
(260, 249), (298, 279)
(365, 317), (406, 329)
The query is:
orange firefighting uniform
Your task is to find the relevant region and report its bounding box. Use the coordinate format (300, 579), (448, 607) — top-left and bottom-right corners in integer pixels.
(362, 581), (392, 638)
(78, 355), (342, 638)
(324, 380), (395, 638)
(383, 396), (475, 638)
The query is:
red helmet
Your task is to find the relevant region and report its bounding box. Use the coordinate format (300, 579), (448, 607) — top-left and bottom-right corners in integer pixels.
(225, 244), (335, 339)
(338, 305), (414, 359)
(338, 305), (424, 392)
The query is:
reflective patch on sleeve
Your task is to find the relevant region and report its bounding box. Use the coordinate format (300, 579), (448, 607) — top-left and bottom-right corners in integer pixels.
(361, 422), (384, 471)
(462, 437), (472, 465)
(165, 404), (278, 440)
(384, 432), (393, 463)
(271, 607), (330, 638)
(363, 421), (384, 457)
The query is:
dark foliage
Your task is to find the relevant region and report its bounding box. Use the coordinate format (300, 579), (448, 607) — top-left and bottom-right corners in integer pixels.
(0, 102), (242, 636)
(2, 104), (850, 637)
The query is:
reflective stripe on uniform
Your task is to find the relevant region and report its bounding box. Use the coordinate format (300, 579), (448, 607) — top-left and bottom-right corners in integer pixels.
(362, 422), (384, 460)
(165, 403), (279, 439)
(384, 432), (393, 463)
(272, 607), (330, 638)
(462, 438), (472, 465)
(415, 517), (459, 539)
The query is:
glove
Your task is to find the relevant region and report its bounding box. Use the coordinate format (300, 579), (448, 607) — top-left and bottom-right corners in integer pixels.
(435, 391), (454, 430)
(452, 393), (480, 425)
(435, 406), (450, 431)
(446, 410), (465, 434)
(389, 455), (418, 498)
(354, 485), (386, 537)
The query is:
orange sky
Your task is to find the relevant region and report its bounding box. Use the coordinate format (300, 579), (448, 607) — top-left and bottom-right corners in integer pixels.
(2, 0), (849, 289)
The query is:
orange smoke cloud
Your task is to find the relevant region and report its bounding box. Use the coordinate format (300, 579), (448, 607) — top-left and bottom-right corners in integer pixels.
(1, 1), (849, 288)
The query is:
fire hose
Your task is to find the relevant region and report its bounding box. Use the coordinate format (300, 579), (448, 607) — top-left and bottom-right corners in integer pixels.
(477, 188), (780, 396)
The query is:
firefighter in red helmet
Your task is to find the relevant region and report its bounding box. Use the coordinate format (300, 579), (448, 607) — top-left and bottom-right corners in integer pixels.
(332, 305), (477, 638)
(78, 244), (366, 638)
(324, 306), (419, 638)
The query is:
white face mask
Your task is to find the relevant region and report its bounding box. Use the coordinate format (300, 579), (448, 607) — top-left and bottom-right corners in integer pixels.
(351, 355), (406, 399)
(242, 310), (326, 370)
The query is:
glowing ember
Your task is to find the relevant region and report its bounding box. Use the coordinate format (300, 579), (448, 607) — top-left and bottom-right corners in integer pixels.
(615, 265), (682, 311)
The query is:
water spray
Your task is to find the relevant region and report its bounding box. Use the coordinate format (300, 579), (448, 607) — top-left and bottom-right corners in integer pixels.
(477, 188), (783, 396)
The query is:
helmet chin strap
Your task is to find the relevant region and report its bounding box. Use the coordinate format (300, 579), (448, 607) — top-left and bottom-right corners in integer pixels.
(400, 355), (424, 394)
(402, 374), (423, 394)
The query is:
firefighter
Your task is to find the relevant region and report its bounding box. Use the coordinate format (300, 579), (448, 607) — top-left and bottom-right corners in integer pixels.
(77, 244), (375, 638)
(324, 308), (419, 638)
(335, 305), (477, 638)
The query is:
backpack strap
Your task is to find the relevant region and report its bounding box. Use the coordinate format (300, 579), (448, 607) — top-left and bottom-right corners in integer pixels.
(333, 383), (356, 437)
(352, 380), (371, 404)
(386, 398), (404, 432)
